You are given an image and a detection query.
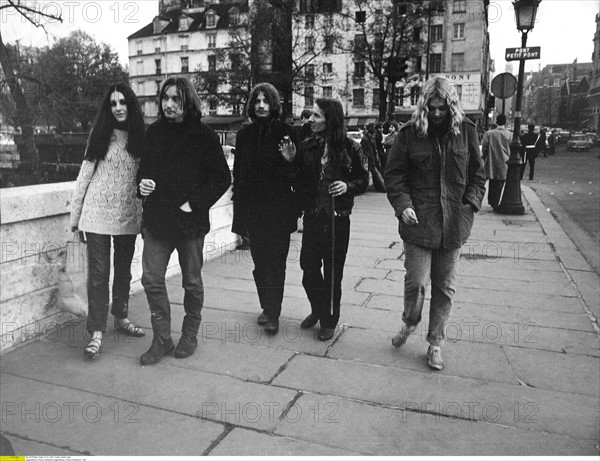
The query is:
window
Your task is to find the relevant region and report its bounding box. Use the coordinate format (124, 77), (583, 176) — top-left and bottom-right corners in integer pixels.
(451, 53), (464, 71)
(324, 35), (334, 52)
(352, 88), (364, 107)
(230, 53), (242, 71)
(453, 0), (466, 13)
(413, 26), (422, 42)
(155, 80), (162, 95)
(153, 38), (161, 53)
(455, 84), (463, 101)
(410, 86), (420, 105)
(206, 12), (217, 28)
(155, 58), (162, 75)
(208, 34), (216, 48)
(323, 63), (333, 75)
(415, 56), (422, 73)
(304, 86), (314, 107)
(428, 53), (441, 74)
(395, 86), (404, 107)
(179, 15), (191, 30)
(137, 41), (143, 55)
(554, 78), (560, 87)
(181, 57), (189, 73)
(136, 60), (143, 75)
(305, 64), (315, 79)
(355, 10), (366, 23)
(229, 8), (240, 27)
(453, 23), (465, 39)
(209, 98), (218, 115)
(305, 36), (315, 51)
(180, 35), (188, 51)
(354, 34), (366, 54)
(354, 61), (365, 78)
(208, 55), (216, 72)
(430, 24), (443, 41)
(323, 86), (332, 98)
(372, 89), (380, 108)
(305, 14), (314, 28)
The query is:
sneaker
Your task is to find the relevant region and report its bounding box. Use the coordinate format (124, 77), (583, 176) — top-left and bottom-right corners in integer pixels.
(257, 312), (268, 326)
(174, 335), (198, 359)
(391, 324), (416, 348)
(427, 345), (444, 370)
(300, 314), (318, 329)
(264, 318), (279, 335)
(140, 337), (174, 366)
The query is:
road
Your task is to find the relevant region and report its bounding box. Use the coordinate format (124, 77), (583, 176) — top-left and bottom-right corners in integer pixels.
(524, 143), (600, 274)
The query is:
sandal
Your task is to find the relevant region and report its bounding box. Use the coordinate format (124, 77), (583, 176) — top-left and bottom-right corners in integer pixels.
(115, 318), (145, 337)
(84, 337), (102, 359)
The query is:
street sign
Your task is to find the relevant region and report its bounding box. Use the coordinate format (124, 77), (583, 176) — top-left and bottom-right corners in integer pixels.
(491, 72), (518, 99)
(505, 46), (541, 61)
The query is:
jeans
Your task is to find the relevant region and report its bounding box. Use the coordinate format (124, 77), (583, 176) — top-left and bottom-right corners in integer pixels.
(248, 221), (291, 320)
(141, 230), (205, 339)
(402, 242), (460, 346)
(86, 233), (137, 334)
(300, 212), (350, 329)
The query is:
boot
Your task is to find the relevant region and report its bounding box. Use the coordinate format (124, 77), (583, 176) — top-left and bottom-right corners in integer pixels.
(174, 335), (198, 358)
(140, 315), (173, 366)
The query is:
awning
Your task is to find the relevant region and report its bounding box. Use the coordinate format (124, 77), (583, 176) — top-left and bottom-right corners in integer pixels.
(345, 116), (378, 128)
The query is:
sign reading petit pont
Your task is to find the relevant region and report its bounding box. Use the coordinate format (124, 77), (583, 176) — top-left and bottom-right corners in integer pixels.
(505, 47), (541, 61)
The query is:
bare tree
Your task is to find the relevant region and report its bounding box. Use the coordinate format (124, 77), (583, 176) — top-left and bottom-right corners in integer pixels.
(333, 0), (426, 120)
(0, 0), (62, 164)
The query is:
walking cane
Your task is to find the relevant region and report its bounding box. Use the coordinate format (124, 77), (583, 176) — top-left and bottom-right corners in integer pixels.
(330, 195), (335, 319)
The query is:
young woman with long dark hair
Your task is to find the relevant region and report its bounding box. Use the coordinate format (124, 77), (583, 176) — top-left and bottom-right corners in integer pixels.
(70, 83), (146, 359)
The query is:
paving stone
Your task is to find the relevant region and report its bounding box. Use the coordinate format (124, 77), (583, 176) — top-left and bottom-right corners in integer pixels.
(273, 355), (600, 441)
(273, 394), (597, 456)
(1, 343), (296, 432)
(0, 374), (224, 456)
(7, 436), (78, 456)
(327, 327), (519, 385)
(210, 428), (362, 456)
(504, 347), (600, 397)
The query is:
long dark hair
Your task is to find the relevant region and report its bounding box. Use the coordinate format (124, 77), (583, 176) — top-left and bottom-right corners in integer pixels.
(246, 82), (281, 121)
(315, 98), (346, 162)
(157, 76), (203, 122)
(84, 83), (145, 161)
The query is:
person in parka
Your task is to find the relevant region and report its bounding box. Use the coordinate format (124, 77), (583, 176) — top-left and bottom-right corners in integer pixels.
(384, 76), (486, 370)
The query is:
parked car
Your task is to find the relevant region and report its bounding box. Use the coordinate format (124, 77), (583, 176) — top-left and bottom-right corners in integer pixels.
(567, 134), (592, 151)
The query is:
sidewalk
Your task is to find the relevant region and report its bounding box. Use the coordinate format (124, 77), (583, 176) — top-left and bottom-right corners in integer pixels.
(1, 188), (599, 457)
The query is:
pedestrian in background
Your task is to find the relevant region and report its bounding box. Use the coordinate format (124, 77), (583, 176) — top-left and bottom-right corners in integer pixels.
(384, 76), (486, 370)
(70, 83), (146, 359)
(548, 130), (556, 156)
(481, 113), (511, 210)
(360, 123), (386, 192)
(137, 77), (231, 365)
(295, 98), (368, 341)
(382, 120), (400, 169)
(520, 124), (541, 180)
(296, 108), (313, 142)
(231, 82), (298, 336)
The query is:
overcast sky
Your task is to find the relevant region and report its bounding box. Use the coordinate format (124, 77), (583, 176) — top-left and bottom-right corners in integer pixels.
(2, 0), (598, 76)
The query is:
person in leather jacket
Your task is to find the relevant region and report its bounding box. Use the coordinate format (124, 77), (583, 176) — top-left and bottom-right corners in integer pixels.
(294, 98), (368, 341)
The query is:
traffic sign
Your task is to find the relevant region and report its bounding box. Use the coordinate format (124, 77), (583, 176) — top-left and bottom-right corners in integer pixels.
(505, 47), (541, 61)
(491, 72), (518, 99)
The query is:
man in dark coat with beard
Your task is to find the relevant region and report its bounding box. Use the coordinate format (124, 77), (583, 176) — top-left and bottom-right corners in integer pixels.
(231, 82), (298, 335)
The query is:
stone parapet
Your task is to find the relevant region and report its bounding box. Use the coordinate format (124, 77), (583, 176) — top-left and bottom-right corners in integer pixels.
(0, 181), (238, 354)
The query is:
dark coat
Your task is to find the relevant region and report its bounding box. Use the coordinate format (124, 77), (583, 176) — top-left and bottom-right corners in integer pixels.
(385, 119), (486, 250)
(520, 131), (542, 159)
(295, 136), (368, 217)
(137, 117), (231, 240)
(231, 119), (299, 235)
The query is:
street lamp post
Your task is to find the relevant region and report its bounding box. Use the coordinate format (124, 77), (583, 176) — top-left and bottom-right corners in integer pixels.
(497, 0), (541, 215)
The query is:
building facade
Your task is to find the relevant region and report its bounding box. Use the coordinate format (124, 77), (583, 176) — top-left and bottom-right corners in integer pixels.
(128, 0), (492, 127)
(586, 12), (600, 132)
